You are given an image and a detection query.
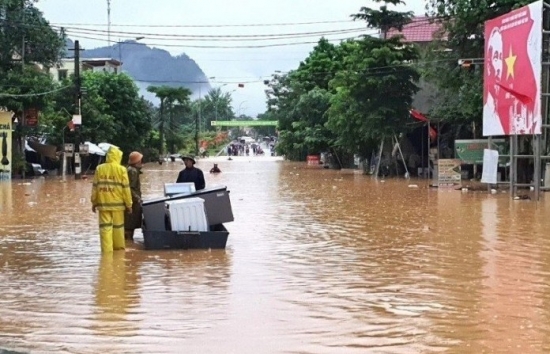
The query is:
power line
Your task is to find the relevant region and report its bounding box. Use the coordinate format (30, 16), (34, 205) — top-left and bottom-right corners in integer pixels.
(51, 19), (356, 28)
(58, 27), (368, 41)
(53, 16), (437, 40)
(0, 16), (439, 50)
(0, 85), (72, 98)
(66, 32), (364, 49)
(128, 58), (459, 83)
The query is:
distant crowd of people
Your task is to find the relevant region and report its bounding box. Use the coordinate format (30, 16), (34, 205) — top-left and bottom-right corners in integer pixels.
(227, 142), (264, 157)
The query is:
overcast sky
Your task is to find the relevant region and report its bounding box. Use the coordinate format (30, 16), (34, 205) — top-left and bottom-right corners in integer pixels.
(36, 0), (426, 116)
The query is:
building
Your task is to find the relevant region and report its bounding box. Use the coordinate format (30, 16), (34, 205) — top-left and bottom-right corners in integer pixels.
(49, 58), (122, 82)
(386, 16), (447, 45)
(386, 17), (447, 114)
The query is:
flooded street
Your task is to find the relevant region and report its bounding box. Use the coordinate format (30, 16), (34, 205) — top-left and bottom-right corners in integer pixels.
(2, 156), (550, 353)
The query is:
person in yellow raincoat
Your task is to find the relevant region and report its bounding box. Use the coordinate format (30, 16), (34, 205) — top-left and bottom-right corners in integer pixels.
(91, 146), (132, 252)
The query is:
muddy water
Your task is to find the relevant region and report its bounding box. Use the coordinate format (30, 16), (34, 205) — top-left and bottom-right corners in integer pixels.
(2, 157), (550, 353)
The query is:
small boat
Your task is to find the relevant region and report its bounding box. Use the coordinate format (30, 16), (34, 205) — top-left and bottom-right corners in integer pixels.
(140, 185), (234, 250)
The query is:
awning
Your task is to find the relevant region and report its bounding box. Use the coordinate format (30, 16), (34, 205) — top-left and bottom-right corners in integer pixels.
(84, 141), (106, 156)
(27, 139), (58, 159)
(98, 142), (118, 153)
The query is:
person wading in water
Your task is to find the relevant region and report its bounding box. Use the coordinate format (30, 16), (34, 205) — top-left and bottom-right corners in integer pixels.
(176, 156), (205, 191)
(124, 151), (143, 241)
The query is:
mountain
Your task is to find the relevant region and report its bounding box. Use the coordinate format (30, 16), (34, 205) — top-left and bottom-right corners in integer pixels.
(65, 39), (211, 103)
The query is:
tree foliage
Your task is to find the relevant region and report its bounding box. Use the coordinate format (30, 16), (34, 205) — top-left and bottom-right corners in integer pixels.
(0, 0), (65, 120)
(269, 1), (420, 162)
(42, 72), (152, 155)
(0, 0), (65, 70)
(0, 66), (57, 112)
(200, 87), (234, 130)
(147, 85), (192, 155)
(264, 39), (345, 160)
(327, 37), (419, 156)
(352, 0), (414, 38)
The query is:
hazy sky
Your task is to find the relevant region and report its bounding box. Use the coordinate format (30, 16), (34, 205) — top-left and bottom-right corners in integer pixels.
(36, 0), (426, 116)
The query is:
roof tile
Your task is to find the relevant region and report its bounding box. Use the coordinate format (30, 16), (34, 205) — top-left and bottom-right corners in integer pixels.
(386, 16), (446, 43)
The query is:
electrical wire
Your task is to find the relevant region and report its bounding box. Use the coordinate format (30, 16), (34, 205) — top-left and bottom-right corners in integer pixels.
(51, 19), (356, 28)
(61, 28), (368, 42)
(56, 17), (441, 49)
(53, 16), (439, 42)
(0, 85), (72, 98)
(66, 32), (365, 49)
(50, 17), (451, 85)
(55, 26), (369, 40)
(127, 58), (458, 84)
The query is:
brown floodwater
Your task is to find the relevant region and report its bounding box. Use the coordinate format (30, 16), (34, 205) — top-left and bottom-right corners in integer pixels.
(1, 156), (550, 353)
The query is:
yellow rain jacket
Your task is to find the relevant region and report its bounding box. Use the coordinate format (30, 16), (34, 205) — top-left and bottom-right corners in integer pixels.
(91, 146), (132, 211)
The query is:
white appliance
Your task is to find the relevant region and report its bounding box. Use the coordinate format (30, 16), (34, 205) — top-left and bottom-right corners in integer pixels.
(165, 198), (208, 232)
(164, 182), (196, 197)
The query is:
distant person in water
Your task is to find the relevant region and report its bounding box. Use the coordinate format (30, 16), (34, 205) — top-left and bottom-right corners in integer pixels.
(176, 155), (205, 190)
(210, 163), (221, 173)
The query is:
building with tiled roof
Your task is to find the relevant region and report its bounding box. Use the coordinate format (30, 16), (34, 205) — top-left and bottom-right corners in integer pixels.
(386, 17), (447, 116)
(386, 16), (446, 44)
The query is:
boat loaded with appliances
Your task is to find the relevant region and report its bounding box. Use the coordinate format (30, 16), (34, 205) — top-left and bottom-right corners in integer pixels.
(140, 183), (234, 250)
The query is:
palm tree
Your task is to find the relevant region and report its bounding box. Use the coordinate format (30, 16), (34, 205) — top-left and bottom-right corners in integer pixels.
(202, 87), (234, 130)
(147, 85), (192, 155)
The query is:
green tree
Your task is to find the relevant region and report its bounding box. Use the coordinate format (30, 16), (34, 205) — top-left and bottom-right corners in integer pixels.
(277, 88), (333, 159)
(43, 72), (152, 154)
(0, 66), (59, 113)
(352, 0), (413, 39)
(0, 0), (65, 69)
(255, 111), (277, 138)
(147, 85), (192, 155)
(202, 87), (234, 130)
(264, 38), (345, 160)
(0, 0), (65, 127)
(327, 1), (420, 158)
(293, 37), (345, 91)
(85, 72), (152, 153)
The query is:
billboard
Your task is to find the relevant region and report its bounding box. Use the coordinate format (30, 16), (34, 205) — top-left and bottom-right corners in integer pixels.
(483, 0), (542, 136)
(0, 112), (13, 181)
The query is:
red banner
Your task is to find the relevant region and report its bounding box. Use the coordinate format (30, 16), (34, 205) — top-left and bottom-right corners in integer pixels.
(410, 109), (437, 141)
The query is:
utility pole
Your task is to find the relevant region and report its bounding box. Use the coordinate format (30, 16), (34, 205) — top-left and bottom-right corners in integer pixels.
(107, 0), (111, 44)
(20, 4), (26, 179)
(73, 40), (82, 180)
(195, 85), (201, 156)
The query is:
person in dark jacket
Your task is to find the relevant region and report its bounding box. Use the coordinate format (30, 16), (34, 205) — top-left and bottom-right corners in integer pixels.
(176, 155), (205, 190)
(124, 151), (143, 241)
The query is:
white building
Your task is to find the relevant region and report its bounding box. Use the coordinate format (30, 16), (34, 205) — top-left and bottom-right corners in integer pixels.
(49, 58), (122, 82)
